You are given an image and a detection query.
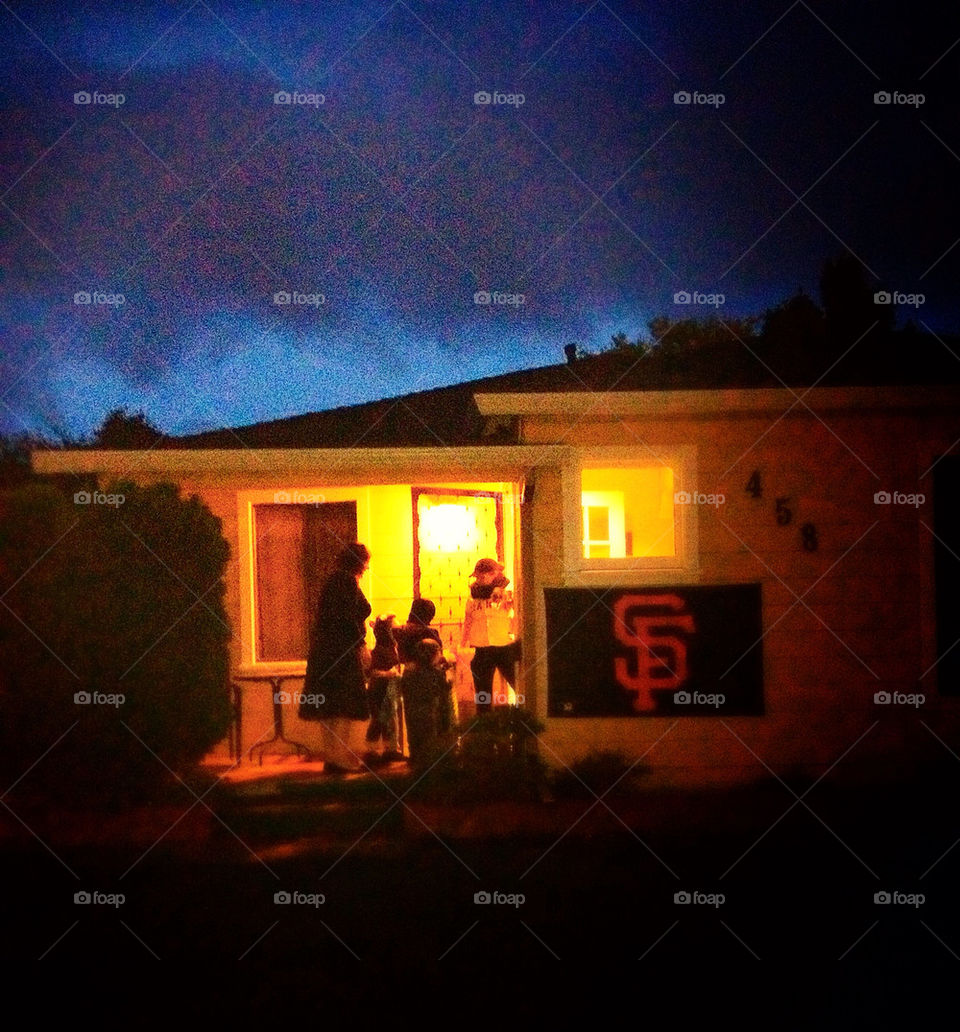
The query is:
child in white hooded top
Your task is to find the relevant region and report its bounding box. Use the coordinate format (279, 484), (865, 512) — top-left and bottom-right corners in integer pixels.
(460, 557), (519, 711)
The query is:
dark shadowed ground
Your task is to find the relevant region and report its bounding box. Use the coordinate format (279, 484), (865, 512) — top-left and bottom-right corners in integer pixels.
(2, 758), (958, 1019)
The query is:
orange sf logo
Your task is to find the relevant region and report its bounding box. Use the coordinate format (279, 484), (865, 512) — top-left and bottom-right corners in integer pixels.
(613, 594), (695, 712)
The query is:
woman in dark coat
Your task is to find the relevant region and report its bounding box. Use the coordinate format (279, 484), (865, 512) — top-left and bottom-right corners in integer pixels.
(299, 542), (371, 772)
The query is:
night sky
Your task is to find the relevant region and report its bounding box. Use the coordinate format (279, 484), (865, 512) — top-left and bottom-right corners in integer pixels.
(2, 0), (958, 440)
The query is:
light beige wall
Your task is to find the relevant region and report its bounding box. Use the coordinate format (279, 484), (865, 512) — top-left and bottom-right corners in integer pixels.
(523, 465), (564, 721)
(520, 407), (960, 787)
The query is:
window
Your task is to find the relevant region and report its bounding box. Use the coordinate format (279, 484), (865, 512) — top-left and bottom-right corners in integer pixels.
(253, 501), (358, 662)
(565, 448), (697, 575)
(581, 466), (675, 559)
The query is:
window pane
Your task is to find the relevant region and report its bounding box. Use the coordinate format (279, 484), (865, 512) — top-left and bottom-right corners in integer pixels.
(254, 501), (357, 661)
(581, 466), (675, 558)
(254, 506), (308, 661)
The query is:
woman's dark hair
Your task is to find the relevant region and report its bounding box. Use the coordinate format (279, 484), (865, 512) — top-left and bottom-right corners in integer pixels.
(408, 598), (436, 626)
(337, 542), (370, 575)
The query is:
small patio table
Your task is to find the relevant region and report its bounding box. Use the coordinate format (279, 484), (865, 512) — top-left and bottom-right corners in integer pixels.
(233, 671), (312, 765)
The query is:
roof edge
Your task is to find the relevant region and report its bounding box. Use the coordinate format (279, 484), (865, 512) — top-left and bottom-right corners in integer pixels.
(475, 385), (960, 417)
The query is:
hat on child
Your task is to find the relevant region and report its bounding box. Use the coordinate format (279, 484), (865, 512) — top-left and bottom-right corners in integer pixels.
(471, 557), (503, 577)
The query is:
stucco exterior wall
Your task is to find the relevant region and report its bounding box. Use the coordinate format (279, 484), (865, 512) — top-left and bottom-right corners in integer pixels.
(521, 405), (960, 787)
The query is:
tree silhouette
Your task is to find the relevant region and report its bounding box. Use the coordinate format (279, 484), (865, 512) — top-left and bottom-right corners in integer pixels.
(94, 408), (165, 448)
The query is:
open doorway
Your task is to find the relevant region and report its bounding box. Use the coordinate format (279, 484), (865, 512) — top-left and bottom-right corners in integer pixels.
(412, 485), (521, 714)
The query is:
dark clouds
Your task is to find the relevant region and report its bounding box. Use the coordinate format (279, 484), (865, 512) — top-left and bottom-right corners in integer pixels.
(1, 0), (958, 437)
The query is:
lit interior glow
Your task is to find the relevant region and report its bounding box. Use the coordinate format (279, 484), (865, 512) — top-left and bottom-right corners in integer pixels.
(419, 503), (477, 553)
(581, 466), (675, 558)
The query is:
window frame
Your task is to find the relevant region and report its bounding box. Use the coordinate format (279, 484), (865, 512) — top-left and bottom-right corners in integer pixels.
(562, 445), (699, 583)
(237, 486), (371, 671)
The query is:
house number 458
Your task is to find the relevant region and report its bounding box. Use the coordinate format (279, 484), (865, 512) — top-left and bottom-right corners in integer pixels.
(745, 471), (818, 551)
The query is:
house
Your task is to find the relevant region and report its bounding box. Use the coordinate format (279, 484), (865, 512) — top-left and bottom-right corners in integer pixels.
(32, 337), (960, 786)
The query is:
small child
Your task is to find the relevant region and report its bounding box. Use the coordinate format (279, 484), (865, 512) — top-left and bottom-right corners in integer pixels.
(365, 614), (403, 763)
(400, 636), (451, 766)
(396, 598), (458, 739)
(395, 598), (442, 662)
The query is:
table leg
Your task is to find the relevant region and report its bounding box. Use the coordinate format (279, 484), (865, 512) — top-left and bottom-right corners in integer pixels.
(247, 676), (313, 765)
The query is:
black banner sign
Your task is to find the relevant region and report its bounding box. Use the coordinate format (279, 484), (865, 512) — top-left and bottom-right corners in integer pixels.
(544, 584), (763, 717)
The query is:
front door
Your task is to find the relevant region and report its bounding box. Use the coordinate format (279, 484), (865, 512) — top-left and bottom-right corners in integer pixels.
(411, 486), (518, 709)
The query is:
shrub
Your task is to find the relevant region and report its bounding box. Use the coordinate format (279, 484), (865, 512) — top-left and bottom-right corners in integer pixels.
(0, 480), (231, 806)
(410, 707), (548, 804)
(550, 749), (650, 799)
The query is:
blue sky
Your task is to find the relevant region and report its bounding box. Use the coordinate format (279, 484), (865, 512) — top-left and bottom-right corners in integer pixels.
(1, 0), (957, 439)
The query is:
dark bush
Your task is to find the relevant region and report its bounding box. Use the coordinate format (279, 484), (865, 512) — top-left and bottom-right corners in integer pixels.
(0, 480), (231, 807)
(410, 707), (548, 804)
(550, 749), (650, 799)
